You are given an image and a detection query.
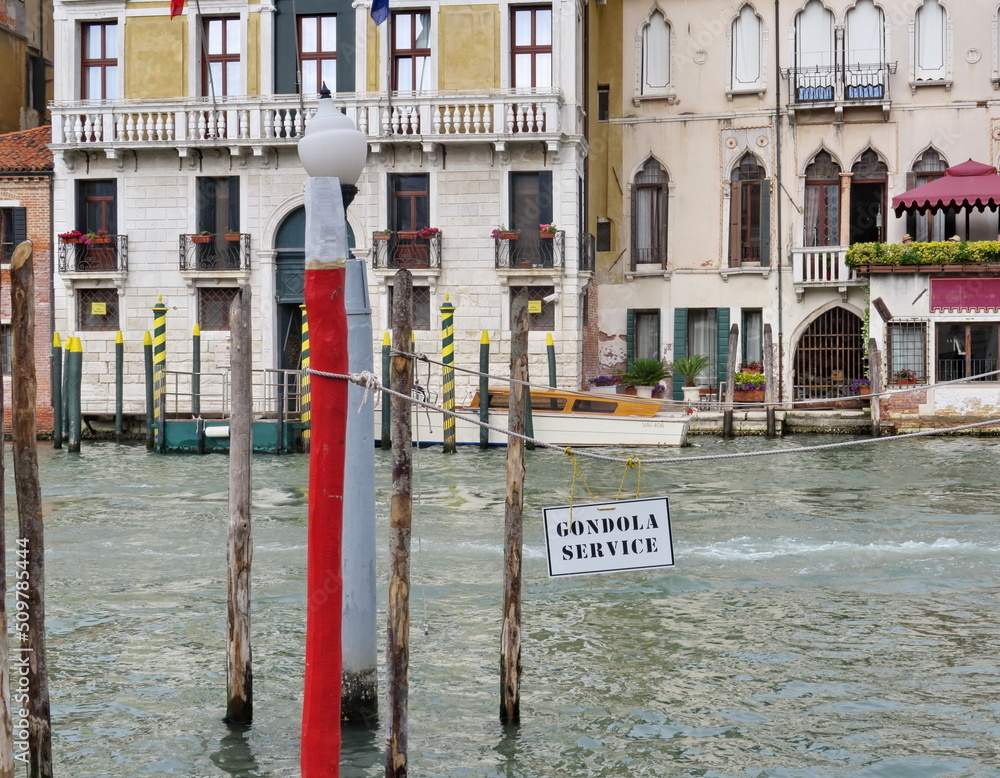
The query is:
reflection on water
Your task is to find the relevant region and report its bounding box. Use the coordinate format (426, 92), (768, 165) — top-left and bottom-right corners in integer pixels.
(8, 437), (1000, 776)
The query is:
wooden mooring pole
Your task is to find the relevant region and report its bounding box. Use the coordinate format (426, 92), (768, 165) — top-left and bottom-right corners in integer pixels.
(226, 285), (253, 725)
(722, 323), (739, 438)
(11, 241), (53, 777)
(869, 338), (882, 438)
(500, 294), (528, 725)
(386, 269), (414, 777)
(50, 335), (61, 450)
(0, 257), (14, 778)
(764, 324), (777, 438)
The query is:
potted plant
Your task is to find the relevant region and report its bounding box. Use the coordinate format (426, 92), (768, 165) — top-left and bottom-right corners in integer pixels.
(894, 369), (917, 385)
(59, 230), (84, 244)
(373, 229), (394, 241)
(740, 360), (763, 374)
(619, 358), (671, 398)
(192, 231), (212, 244)
(539, 223), (558, 237)
(587, 375), (620, 395)
(417, 226), (440, 239)
(491, 226), (520, 240)
(733, 371), (766, 403)
(87, 229), (111, 244)
(225, 230), (242, 242)
(673, 354), (710, 404)
(850, 376), (871, 396)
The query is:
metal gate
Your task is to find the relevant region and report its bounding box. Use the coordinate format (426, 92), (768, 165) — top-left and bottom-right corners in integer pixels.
(793, 307), (864, 402)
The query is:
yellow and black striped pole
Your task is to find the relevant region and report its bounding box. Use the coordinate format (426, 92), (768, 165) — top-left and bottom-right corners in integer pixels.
(152, 295), (168, 437)
(300, 304), (311, 450)
(440, 294), (456, 452)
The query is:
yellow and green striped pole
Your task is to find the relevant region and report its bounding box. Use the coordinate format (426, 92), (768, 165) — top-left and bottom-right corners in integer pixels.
(152, 295), (168, 441)
(440, 294), (456, 453)
(300, 304), (311, 450)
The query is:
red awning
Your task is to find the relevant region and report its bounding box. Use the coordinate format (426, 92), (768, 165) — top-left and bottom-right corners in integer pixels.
(891, 159), (1000, 216)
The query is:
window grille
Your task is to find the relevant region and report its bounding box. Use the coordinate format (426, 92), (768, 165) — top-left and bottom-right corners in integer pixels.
(199, 287), (240, 331)
(78, 288), (120, 331)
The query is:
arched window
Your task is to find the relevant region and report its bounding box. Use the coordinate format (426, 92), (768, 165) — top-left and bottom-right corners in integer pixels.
(631, 159), (668, 269)
(804, 151), (841, 247)
(729, 153), (770, 266)
(641, 10), (671, 94)
(906, 149), (954, 241)
(844, 0), (886, 98)
(730, 5), (763, 92)
(849, 149), (888, 244)
(793, 1), (835, 101)
(914, 0), (947, 80)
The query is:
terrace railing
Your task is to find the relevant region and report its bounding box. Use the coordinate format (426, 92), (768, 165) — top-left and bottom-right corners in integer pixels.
(58, 234), (128, 273)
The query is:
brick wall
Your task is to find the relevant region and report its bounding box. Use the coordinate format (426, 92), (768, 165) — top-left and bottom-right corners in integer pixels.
(581, 282), (600, 384)
(0, 174), (53, 435)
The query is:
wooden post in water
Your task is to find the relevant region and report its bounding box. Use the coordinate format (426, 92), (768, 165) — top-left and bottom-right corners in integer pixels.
(50, 335), (62, 450)
(10, 241), (53, 777)
(115, 331), (124, 439)
(479, 330), (490, 449)
(546, 332), (556, 387)
(386, 269), (414, 777)
(500, 294), (528, 725)
(869, 337), (881, 438)
(144, 332), (155, 451)
(66, 337), (83, 453)
(192, 324), (202, 418)
(763, 324), (776, 438)
(381, 332), (392, 449)
(722, 323), (739, 438)
(226, 285), (253, 725)
(0, 256), (13, 778)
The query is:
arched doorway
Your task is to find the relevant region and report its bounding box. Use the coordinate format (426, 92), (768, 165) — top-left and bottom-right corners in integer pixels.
(273, 206), (356, 371)
(793, 308), (864, 402)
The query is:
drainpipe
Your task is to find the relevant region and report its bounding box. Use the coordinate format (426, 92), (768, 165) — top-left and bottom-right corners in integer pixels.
(773, 0), (784, 402)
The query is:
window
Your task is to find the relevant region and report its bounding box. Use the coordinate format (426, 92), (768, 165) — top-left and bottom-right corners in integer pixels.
(199, 287), (240, 331)
(849, 149), (887, 245)
(906, 149), (954, 242)
(298, 15), (336, 94)
(510, 286), (555, 331)
(889, 322), (927, 383)
(729, 153), (769, 266)
(597, 83), (609, 121)
(844, 0), (885, 99)
(0, 324), (10, 374)
(631, 159), (668, 269)
(389, 174), (429, 232)
(197, 177), (240, 235)
(687, 309), (718, 386)
(507, 172), (554, 266)
(640, 10), (670, 95)
(77, 180), (117, 234)
(793, 1), (834, 101)
(914, 0), (947, 81)
(78, 288), (119, 331)
(1, 207), (26, 264)
(742, 310), (763, 365)
(628, 309), (660, 361)
(203, 17), (241, 97)
(511, 6), (551, 89)
(730, 5), (763, 92)
(803, 151), (841, 247)
(388, 285), (432, 331)
(391, 11), (430, 91)
(81, 22), (118, 100)
(936, 323), (998, 383)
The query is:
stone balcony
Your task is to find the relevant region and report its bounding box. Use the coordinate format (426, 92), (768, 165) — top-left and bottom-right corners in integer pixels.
(790, 246), (864, 300)
(48, 90), (570, 162)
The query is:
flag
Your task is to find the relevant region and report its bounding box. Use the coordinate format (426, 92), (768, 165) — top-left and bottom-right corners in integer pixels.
(170, 0), (184, 19)
(370, 0), (388, 26)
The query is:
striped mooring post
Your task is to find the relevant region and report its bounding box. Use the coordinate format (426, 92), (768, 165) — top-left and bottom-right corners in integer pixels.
(300, 304), (311, 450)
(192, 323), (201, 417)
(546, 332), (557, 387)
(440, 294), (456, 453)
(51, 333), (62, 449)
(380, 331), (391, 449)
(115, 331), (124, 439)
(152, 296), (168, 440)
(67, 336), (83, 453)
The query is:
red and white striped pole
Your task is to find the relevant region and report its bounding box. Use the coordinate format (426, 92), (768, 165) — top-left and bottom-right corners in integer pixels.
(298, 86), (367, 777)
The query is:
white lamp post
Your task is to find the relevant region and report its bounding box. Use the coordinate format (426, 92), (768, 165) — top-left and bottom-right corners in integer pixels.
(297, 84), (376, 774)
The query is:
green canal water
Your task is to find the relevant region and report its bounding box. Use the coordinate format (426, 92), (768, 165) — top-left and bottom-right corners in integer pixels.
(5, 436), (1000, 776)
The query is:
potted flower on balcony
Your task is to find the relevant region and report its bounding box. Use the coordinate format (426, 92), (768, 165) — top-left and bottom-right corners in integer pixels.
(373, 229), (394, 241)
(192, 231), (212, 244)
(673, 354), (710, 404)
(539, 223), (558, 238)
(733, 371), (766, 403)
(740, 360), (763, 374)
(59, 229), (84, 244)
(894, 369), (917, 385)
(417, 226), (440, 239)
(87, 229), (111, 245)
(225, 230), (242, 242)
(587, 374), (621, 395)
(619, 358), (671, 398)
(491, 226), (520, 240)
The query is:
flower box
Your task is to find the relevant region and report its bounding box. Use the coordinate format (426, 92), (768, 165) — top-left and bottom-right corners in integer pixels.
(540, 229), (557, 238)
(733, 388), (765, 403)
(589, 386), (619, 395)
(225, 233), (242, 242)
(61, 237), (82, 244)
(498, 232), (520, 240)
(373, 233), (393, 241)
(192, 234), (212, 244)
(89, 236), (112, 245)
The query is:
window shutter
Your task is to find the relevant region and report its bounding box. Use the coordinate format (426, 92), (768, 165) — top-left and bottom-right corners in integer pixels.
(716, 307), (730, 387)
(672, 308), (687, 400)
(728, 181), (742, 266)
(11, 207), (27, 245)
(539, 171), (553, 225)
(228, 176), (240, 232)
(626, 308), (636, 364)
(760, 180), (771, 266)
(630, 188), (638, 270)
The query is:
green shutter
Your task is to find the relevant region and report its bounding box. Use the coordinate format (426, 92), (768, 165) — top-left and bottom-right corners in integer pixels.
(626, 308), (636, 364)
(716, 308), (730, 387)
(672, 308), (688, 400)
(760, 180), (771, 267)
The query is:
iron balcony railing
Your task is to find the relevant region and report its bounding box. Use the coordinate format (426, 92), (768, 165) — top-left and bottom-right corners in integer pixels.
(0, 242), (13, 263)
(495, 230), (564, 270)
(58, 234), (128, 272)
(936, 359), (998, 384)
(371, 231), (442, 270)
(630, 246), (666, 271)
(179, 233), (251, 272)
(579, 232), (595, 272)
(786, 61), (893, 106)
(49, 90), (567, 152)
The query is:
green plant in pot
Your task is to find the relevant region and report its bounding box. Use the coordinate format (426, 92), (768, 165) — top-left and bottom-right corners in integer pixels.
(620, 358), (671, 398)
(673, 354), (710, 403)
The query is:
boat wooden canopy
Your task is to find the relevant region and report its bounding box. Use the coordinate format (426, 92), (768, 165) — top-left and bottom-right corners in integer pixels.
(469, 387), (665, 418)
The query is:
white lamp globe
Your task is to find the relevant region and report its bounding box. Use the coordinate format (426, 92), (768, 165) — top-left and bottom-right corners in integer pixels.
(297, 85), (368, 183)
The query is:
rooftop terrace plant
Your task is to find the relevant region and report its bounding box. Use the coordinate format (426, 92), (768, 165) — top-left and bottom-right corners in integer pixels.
(846, 240), (1000, 267)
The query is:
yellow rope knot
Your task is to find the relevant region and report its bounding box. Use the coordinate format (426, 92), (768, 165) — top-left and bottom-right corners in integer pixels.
(616, 457), (643, 501)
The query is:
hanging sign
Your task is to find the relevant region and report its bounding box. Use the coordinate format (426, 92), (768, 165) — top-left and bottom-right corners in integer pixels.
(527, 300), (543, 314)
(542, 497), (674, 577)
(91, 302), (107, 315)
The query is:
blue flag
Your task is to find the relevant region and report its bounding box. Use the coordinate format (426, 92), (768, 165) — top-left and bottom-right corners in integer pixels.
(371, 0), (388, 25)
